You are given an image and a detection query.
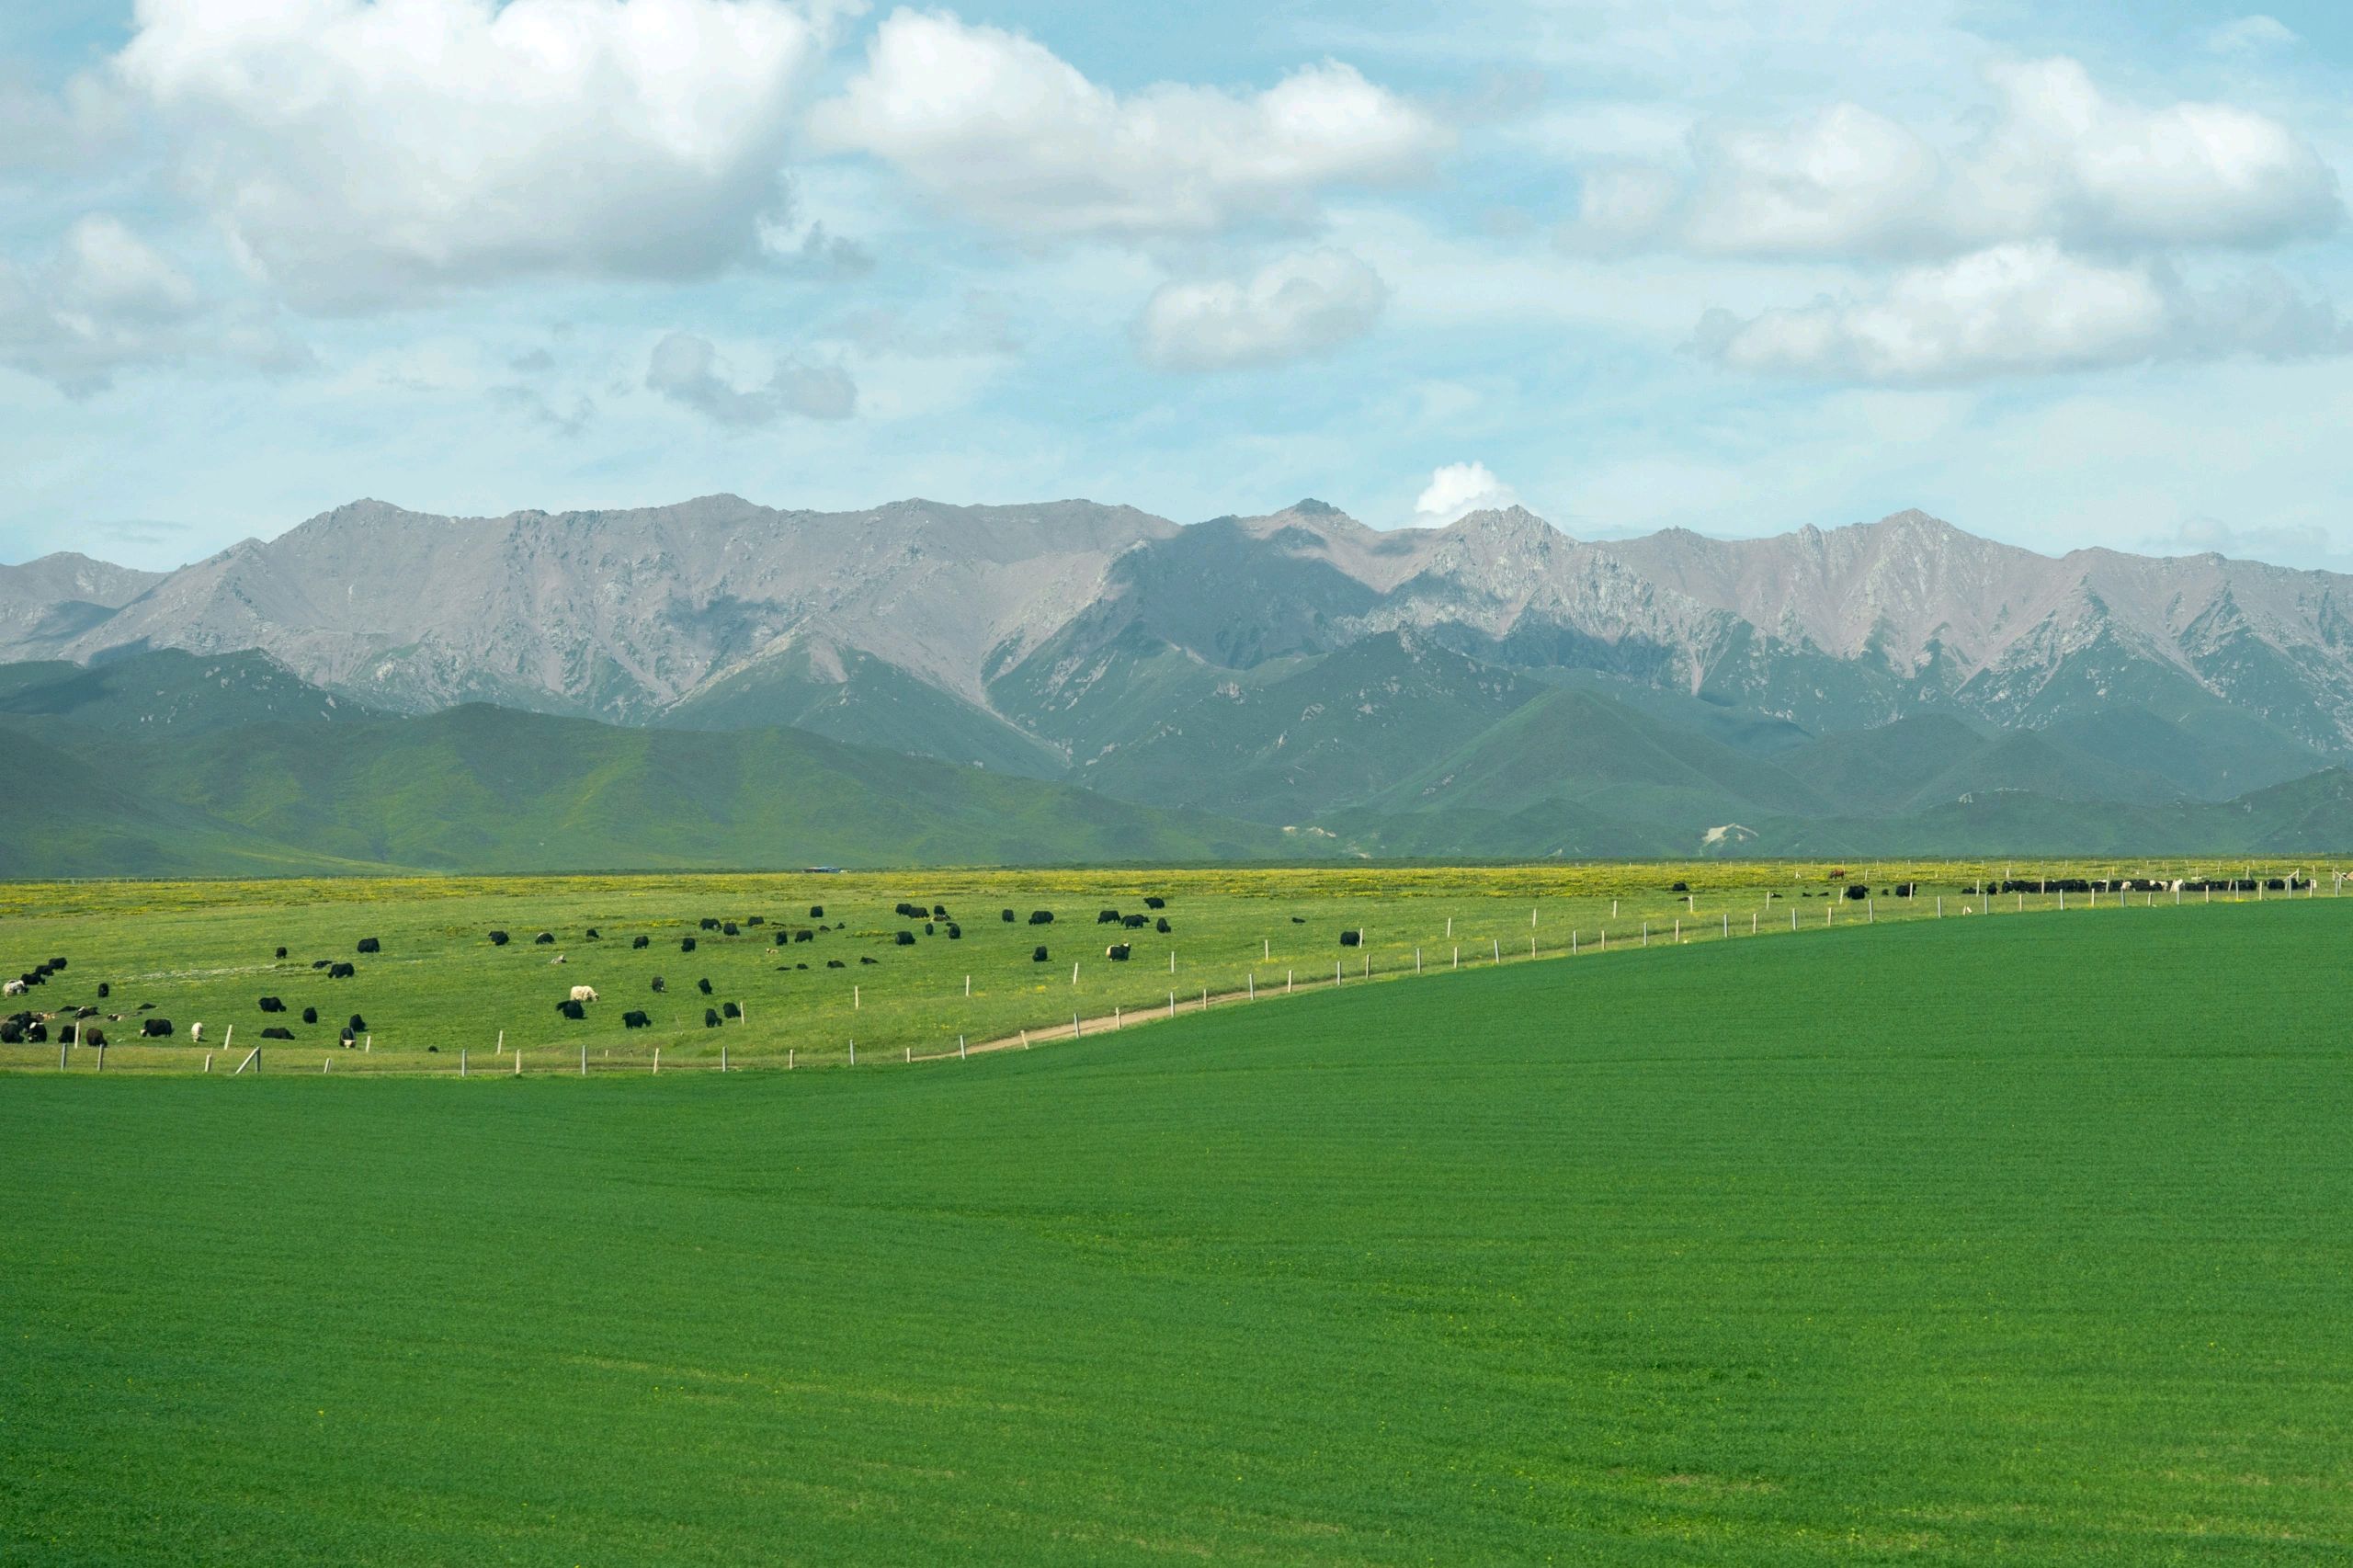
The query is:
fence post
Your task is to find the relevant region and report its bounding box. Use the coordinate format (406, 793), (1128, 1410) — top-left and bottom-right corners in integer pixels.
(721, 1045), (728, 1073)
(654, 1047), (660, 1074)
(581, 1042), (587, 1076)
(960, 1036), (967, 1060)
(460, 1049), (468, 1077)
(204, 1052), (212, 1072)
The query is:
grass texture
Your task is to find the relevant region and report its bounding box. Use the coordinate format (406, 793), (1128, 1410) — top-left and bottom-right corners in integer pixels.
(5, 895), (2350, 1562)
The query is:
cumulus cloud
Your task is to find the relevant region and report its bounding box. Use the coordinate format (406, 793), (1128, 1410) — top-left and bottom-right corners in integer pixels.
(645, 330), (855, 424)
(1573, 56), (2341, 258)
(812, 8), (1444, 241)
(2204, 16), (2299, 56)
(0, 70), (132, 173)
(114, 0), (845, 310)
(1136, 249), (1387, 371)
(1415, 461), (1518, 525)
(1693, 241), (2353, 383)
(2143, 516), (2346, 569)
(0, 217), (309, 396)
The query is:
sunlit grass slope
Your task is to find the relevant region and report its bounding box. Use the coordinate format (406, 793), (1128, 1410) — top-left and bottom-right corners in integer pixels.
(5, 901), (2351, 1562)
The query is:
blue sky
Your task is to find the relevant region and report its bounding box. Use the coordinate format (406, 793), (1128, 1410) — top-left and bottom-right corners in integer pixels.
(3, 0), (2351, 571)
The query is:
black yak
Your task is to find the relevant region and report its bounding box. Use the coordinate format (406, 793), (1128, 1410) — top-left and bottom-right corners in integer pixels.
(585, 927), (601, 939)
(826, 960), (846, 969)
(1032, 946), (1049, 962)
(1001, 908), (1016, 922)
(722, 922), (740, 937)
(1121, 915), (1147, 928)
(1106, 944), (1131, 961)
(275, 946), (289, 959)
(1029, 910), (1053, 926)
(261, 1027), (294, 1040)
(97, 983), (109, 999)
(534, 932), (555, 944)
(489, 931), (510, 947)
(1843, 884), (1869, 901)
(704, 1008), (722, 1028)
(896, 931), (916, 946)
(722, 1001), (741, 1019)
(556, 999), (585, 1020)
(809, 905), (824, 918)
(1339, 929), (1360, 948)
(1144, 896), (1165, 909)
(356, 937), (381, 954)
(697, 978), (713, 994)
(700, 918), (721, 931)
(329, 962), (355, 979)
(681, 937), (698, 953)
(1097, 909), (1121, 925)
(858, 956), (877, 965)
(141, 1017), (172, 1038)
(348, 1014), (367, 1031)
(258, 995), (285, 1013)
(1154, 917), (1171, 934)
(946, 924), (961, 939)
(622, 1010), (651, 1028)
(632, 935), (651, 949)
(651, 977), (666, 993)
(302, 1007), (319, 1025)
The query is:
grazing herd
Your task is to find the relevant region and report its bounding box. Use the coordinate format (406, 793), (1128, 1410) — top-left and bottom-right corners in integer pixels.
(15, 873), (2318, 1062)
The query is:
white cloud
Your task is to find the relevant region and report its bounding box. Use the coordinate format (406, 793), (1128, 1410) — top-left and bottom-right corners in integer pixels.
(1574, 56), (2341, 258)
(645, 331), (855, 424)
(2204, 16), (2298, 57)
(1693, 241), (2353, 383)
(115, 0), (845, 310)
(0, 217), (309, 396)
(1414, 460), (1517, 524)
(1136, 249), (1387, 371)
(0, 71), (132, 173)
(812, 8), (1445, 242)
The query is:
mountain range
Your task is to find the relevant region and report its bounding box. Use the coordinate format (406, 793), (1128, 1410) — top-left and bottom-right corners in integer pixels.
(7, 494), (2353, 870)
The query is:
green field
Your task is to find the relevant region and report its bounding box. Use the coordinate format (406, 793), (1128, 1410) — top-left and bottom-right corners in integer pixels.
(5, 892), (2351, 1562)
(0, 860), (2327, 1074)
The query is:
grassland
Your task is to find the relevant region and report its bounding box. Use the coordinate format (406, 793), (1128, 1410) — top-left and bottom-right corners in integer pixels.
(1, 858), (2336, 1074)
(5, 894), (2351, 1562)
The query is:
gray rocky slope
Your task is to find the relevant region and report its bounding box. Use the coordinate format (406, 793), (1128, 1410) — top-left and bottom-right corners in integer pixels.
(11, 494), (2353, 768)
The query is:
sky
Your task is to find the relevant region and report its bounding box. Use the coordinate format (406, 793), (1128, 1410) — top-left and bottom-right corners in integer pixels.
(3, 1), (2352, 572)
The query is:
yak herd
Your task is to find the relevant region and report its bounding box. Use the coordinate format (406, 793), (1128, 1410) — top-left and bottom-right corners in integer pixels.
(6, 896), (1144, 1049)
(6, 872), (2319, 1055)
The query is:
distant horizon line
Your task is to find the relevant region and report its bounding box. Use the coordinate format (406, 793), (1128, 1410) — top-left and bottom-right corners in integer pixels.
(6, 494), (2318, 579)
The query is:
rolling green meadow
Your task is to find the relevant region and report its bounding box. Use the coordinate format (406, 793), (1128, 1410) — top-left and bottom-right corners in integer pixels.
(5, 880), (2352, 1562)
